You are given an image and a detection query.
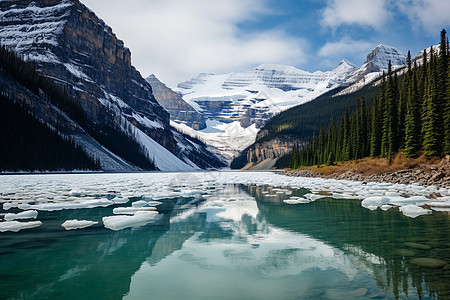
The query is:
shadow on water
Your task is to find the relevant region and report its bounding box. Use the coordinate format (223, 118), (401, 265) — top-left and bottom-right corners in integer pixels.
(248, 185), (450, 300)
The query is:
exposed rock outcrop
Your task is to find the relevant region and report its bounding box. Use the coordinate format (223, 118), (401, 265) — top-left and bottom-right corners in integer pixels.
(246, 136), (302, 163)
(146, 75), (206, 130)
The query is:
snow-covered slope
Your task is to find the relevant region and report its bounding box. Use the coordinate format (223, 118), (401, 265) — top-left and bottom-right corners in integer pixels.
(0, 0), (224, 171)
(173, 61), (356, 161)
(178, 61), (357, 120)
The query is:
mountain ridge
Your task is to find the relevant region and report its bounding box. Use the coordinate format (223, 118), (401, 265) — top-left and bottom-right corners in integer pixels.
(164, 43), (407, 164)
(0, 0), (224, 171)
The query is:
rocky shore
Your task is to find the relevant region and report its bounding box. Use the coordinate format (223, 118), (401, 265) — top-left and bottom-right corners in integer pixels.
(281, 160), (450, 189)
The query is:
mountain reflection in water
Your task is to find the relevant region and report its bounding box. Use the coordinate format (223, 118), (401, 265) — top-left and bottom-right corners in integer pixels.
(1, 182), (449, 300)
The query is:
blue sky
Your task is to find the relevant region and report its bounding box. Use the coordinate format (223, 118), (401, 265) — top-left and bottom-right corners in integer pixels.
(82, 0), (449, 87)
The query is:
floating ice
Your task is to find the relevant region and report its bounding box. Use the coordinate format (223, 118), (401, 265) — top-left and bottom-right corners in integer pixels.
(4, 210), (38, 221)
(25, 198), (114, 211)
(303, 193), (325, 201)
(427, 199), (450, 211)
(61, 220), (98, 230)
(103, 211), (159, 231)
(3, 203), (13, 210)
(113, 207), (157, 215)
(0, 221), (42, 232)
(380, 205), (394, 211)
(361, 197), (389, 209)
(112, 197), (129, 204)
(131, 200), (148, 208)
(399, 205), (432, 218)
(388, 196), (429, 206)
(283, 198), (311, 205)
(146, 201), (163, 206)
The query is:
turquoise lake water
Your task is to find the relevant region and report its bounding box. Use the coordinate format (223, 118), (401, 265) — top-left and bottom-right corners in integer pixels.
(0, 172), (449, 299)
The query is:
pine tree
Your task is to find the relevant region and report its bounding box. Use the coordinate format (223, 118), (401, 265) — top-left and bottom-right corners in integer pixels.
(422, 47), (444, 156)
(444, 49), (450, 154)
(405, 62), (421, 157)
(370, 96), (381, 157)
(381, 62), (398, 162)
(358, 97), (368, 158)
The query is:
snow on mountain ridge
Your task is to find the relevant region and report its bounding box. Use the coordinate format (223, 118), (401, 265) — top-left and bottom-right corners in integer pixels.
(174, 61), (357, 160)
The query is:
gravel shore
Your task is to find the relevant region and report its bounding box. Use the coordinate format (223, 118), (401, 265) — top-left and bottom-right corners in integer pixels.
(281, 163), (450, 190)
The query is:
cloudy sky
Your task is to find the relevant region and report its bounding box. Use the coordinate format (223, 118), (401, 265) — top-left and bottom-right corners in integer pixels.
(82, 0), (449, 88)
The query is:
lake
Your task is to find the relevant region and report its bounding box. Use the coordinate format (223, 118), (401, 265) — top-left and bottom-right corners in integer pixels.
(0, 172), (449, 299)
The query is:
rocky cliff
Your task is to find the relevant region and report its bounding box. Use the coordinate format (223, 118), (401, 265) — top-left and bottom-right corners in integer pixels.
(246, 137), (301, 164)
(0, 0), (223, 170)
(146, 75), (206, 130)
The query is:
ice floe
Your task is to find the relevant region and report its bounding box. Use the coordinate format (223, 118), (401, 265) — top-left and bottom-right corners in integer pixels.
(113, 207), (157, 215)
(0, 221), (42, 232)
(103, 211), (159, 231)
(399, 205), (432, 218)
(4, 210), (38, 221)
(61, 220), (98, 230)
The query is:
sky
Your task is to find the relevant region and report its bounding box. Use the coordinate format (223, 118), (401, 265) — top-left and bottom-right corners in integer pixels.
(82, 0), (450, 88)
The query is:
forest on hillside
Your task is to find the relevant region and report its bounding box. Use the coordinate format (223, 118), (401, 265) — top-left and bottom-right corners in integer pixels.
(286, 30), (450, 169)
(0, 45), (155, 171)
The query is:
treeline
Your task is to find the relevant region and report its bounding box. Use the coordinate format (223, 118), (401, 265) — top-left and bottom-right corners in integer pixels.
(0, 44), (156, 170)
(0, 93), (100, 171)
(289, 29), (450, 169)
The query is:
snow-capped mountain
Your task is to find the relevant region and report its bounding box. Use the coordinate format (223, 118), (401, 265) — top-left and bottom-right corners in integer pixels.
(340, 44), (407, 95)
(0, 0), (224, 171)
(166, 44), (407, 163)
(173, 61), (357, 161)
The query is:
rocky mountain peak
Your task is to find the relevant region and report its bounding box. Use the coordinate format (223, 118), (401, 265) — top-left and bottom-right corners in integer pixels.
(365, 44), (407, 70)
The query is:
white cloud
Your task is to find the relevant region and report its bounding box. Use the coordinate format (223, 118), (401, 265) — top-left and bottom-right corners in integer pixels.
(81, 0), (308, 88)
(318, 38), (373, 61)
(395, 0), (450, 34)
(321, 0), (389, 29)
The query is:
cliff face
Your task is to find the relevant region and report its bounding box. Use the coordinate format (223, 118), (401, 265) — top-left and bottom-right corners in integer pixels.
(146, 75), (206, 130)
(246, 137), (301, 163)
(0, 0), (223, 170)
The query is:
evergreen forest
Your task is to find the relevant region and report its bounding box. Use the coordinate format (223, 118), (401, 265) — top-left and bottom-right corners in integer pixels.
(0, 44), (156, 171)
(287, 29), (450, 169)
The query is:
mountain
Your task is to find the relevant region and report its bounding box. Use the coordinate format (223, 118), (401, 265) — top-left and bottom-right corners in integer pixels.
(235, 45), (410, 169)
(340, 44), (407, 95)
(146, 75), (206, 130)
(171, 61), (357, 161)
(166, 44), (407, 164)
(0, 0), (224, 171)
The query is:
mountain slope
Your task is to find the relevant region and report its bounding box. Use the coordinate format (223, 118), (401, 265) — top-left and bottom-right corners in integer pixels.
(231, 44), (408, 168)
(146, 74), (206, 130)
(170, 61), (357, 161)
(0, 0), (223, 170)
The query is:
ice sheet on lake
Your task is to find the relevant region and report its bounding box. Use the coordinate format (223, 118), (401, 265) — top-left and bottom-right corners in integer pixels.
(0, 221), (42, 232)
(61, 219), (98, 230)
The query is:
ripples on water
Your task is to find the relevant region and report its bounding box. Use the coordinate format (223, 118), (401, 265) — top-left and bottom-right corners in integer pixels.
(0, 172), (449, 299)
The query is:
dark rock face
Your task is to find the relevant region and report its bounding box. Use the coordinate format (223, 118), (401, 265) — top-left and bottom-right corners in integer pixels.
(146, 75), (206, 130)
(0, 0), (172, 147)
(0, 0), (224, 169)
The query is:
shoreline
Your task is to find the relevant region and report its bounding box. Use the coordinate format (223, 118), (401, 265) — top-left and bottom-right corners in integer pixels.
(280, 157), (450, 190)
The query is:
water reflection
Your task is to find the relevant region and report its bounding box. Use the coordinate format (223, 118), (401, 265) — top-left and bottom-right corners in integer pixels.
(0, 183), (449, 300)
(251, 185), (450, 300)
